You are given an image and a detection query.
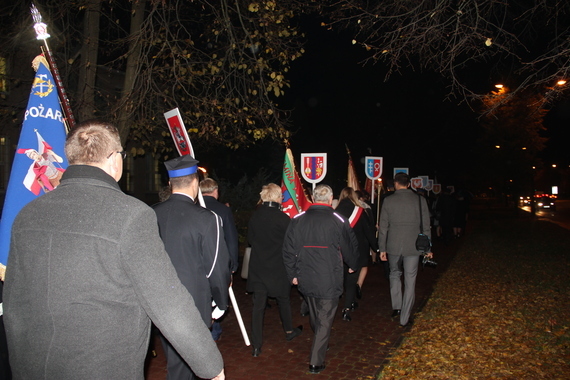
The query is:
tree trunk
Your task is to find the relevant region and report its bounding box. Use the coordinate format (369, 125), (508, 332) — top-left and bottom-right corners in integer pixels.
(76, 0), (101, 122)
(116, 0), (147, 145)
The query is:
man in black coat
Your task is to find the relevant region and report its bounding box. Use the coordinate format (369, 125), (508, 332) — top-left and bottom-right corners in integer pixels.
(283, 184), (359, 374)
(199, 178), (239, 273)
(153, 155), (231, 380)
(199, 177), (239, 341)
(247, 183), (302, 357)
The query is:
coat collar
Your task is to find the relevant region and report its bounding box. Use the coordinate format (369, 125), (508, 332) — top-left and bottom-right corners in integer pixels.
(61, 165), (120, 190)
(168, 193), (198, 204)
(262, 201), (281, 209)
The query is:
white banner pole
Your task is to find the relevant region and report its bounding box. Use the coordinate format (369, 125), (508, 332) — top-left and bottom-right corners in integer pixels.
(229, 286), (250, 346)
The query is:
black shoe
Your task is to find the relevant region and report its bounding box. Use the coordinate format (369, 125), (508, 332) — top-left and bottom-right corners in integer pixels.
(286, 325), (303, 341)
(342, 308), (351, 321)
(308, 364), (326, 374)
(356, 284), (362, 299)
(391, 309), (401, 318)
(350, 301), (358, 311)
(252, 347), (261, 357)
(400, 319), (414, 328)
(300, 311), (309, 317)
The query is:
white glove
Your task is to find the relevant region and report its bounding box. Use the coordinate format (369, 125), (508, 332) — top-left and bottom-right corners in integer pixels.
(211, 306), (225, 320)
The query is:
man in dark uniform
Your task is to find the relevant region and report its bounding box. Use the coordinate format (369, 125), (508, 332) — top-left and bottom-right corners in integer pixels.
(153, 155), (231, 380)
(283, 184), (360, 374)
(199, 178), (239, 273)
(199, 178), (239, 341)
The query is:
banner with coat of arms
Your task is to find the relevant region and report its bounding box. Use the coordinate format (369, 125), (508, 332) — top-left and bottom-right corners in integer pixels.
(432, 183), (442, 194)
(411, 177), (423, 190)
(365, 156), (383, 180)
(0, 56), (69, 266)
(164, 108), (195, 157)
(364, 156), (383, 203)
(301, 153), (327, 184)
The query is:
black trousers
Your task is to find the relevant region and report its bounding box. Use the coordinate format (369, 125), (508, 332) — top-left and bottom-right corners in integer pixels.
(343, 268), (359, 309)
(306, 296), (338, 366)
(160, 335), (196, 380)
(251, 290), (293, 349)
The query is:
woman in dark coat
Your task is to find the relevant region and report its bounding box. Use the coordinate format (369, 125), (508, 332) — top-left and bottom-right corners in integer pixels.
(335, 187), (379, 321)
(247, 183), (302, 357)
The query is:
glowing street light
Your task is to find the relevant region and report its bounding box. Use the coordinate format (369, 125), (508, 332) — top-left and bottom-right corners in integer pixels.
(557, 80), (567, 86)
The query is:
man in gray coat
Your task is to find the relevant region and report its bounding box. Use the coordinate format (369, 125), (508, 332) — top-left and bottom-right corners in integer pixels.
(378, 172), (434, 327)
(3, 120), (224, 380)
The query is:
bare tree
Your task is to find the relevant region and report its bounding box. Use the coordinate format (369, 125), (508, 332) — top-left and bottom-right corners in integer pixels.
(323, 0), (570, 106)
(76, 0), (101, 121)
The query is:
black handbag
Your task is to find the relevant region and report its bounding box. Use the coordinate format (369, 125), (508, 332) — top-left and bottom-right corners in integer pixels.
(415, 194), (432, 253)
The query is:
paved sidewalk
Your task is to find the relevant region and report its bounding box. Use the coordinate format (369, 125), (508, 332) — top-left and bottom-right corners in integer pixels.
(145, 237), (460, 380)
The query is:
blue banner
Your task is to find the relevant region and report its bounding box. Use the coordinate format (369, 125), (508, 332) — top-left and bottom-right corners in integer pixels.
(0, 57), (68, 266)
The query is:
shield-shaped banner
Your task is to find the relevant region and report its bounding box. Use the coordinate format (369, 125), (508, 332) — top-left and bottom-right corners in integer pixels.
(164, 108), (194, 157)
(393, 167), (409, 177)
(411, 177), (423, 189)
(425, 179), (433, 191)
(419, 176), (429, 188)
(301, 153), (327, 184)
(365, 156), (383, 180)
(432, 183), (441, 194)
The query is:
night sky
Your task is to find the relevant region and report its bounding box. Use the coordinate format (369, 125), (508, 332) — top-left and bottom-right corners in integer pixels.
(281, 19), (480, 191)
(204, 17), (569, 194)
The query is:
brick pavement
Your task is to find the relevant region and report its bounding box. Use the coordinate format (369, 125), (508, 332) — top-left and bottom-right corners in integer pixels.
(145, 237), (459, 379)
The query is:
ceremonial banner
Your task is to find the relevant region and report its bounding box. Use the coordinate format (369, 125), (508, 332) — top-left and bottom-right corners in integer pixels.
(347, 155), (361, 191)
(301, 153), (327, 185)
(282, 149), (311, 217)
(425, 179), (434, 192)
(164, 108), (194, 156)
(393, 167), (409, 177)
(432, 183), (441, 194)
(0, 57), (68, 266)
(419, 176), (429, 188)
(365, 156), (382, 203)
(365, 156), (383, 180)
(411, 177), (423, 190)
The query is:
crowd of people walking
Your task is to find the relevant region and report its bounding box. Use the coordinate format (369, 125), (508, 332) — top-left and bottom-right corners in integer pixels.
(0, 119), (471, 379)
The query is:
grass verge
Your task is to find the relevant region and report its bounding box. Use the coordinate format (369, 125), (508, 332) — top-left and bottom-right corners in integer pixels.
(378, 208), (570, 379)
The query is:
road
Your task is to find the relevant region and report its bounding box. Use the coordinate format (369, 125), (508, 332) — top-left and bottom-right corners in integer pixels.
(520, 199), (570, 230)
